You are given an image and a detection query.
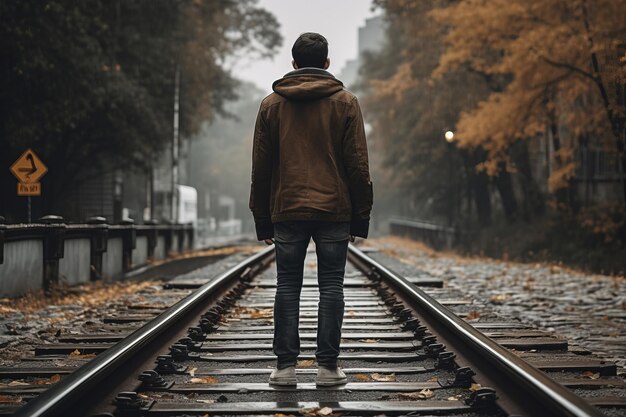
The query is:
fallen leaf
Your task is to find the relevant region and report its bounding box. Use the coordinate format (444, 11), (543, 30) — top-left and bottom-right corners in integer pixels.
(188, 367), (197, 377)
(582, 371), (600, 380)
(7, 381), (29, 386)
(466, 311), (480, 320)
(297, 359), (315, 368)
(360, 339), (380, 343)
(490, 293), (510, 304)
(371, 373), (396, 382)
(250, 308), (273, 319)
(300, 407), (337, 417)
(79, 353), (96, 359)
(275, 414), (296, 417)
(233, 307), (273, 319)
(0, 280), (161, 314)
(68, 349), (96, 358)
(427, 376), (438, 383)
(523, 279), (534, 291)
(318, 407), (333, 416)
(469, 383), (482, 391)
(399, 389), (434, 399)
(0, 395), (22, 404)
(355, 374), (371, 382)
(196, 399), (215, 404)
(190, 376), (219, 384)
(31, 376), (60, 385)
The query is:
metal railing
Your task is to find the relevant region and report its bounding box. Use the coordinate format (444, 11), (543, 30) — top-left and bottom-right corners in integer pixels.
(388, 217), (457, 249)
(0, 216), (194, 296)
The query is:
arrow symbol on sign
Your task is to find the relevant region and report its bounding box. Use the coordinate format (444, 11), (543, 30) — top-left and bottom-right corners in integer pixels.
(17, 154), (37, 179)
(10, 148), (48, 184)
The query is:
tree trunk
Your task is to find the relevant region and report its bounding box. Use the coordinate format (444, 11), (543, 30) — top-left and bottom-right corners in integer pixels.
(618, 135), (626, 204)
(474, 171), (492, 226)
(549, 110), (578, 211)
(495, 163), (518, 222)
(468, 149), (492, 226)
(512, 140), (545, 220)
(580, 0), (626, 204)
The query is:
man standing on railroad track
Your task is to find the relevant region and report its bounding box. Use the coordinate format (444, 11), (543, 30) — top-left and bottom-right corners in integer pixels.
(249, 32), (373, 387)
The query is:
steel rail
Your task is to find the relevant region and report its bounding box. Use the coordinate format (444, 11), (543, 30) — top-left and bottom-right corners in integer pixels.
(347, 244), (603, 417)
(15, 245), (276, 417)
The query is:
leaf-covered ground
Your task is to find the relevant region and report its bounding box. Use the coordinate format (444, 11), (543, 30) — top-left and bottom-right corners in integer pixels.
(366, 236), (626, 371)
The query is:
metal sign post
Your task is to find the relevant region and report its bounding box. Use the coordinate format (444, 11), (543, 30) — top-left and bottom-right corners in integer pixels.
(10, 148), (48, 223)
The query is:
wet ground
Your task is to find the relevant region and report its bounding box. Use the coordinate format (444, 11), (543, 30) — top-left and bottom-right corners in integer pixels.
(0, 237), (624, 415)
(365, 236), (626, 373)
(0, 246), (261, 365)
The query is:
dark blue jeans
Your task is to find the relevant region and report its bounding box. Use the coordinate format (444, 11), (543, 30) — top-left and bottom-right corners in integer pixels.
(273, 221), (350, 369)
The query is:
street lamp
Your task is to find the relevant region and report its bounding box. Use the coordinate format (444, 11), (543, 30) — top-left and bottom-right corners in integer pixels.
(444, 130), (455, 226)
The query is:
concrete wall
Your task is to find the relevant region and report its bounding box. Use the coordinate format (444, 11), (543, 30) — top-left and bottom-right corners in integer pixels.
(102, 237), (123, 280)
(154, 236), (166, 260)
(171, 234), (179, 255)
(0, 240), (44, 296)
(59, 238), (91, 285)
(183, 232), (191, 251)
(0, 225), (193, 297)
(132, 236), (148, 267)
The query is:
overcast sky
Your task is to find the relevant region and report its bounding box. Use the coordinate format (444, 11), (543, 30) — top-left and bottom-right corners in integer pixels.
(237, 0), (379, 93)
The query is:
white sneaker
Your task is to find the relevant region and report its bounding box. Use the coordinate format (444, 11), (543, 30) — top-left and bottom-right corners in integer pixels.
(269, 366), (297, 386)
(315, 366), (347, 386)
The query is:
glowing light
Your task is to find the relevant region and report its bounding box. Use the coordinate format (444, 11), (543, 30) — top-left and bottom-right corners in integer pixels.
(444, 130), (455, 142)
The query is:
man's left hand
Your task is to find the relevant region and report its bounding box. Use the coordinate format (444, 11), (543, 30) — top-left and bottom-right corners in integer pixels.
(264, 239), (274, 245)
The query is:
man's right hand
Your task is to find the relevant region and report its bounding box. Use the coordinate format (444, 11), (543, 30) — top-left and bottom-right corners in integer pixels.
(350, 235), (356, 243)
(264, 239), (274, 245)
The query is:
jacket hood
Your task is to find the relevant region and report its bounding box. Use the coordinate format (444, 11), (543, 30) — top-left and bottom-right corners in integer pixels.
(272, 68), (344, 101)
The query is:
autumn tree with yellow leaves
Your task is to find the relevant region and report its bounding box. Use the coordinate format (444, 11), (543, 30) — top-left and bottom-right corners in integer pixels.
(363, 0), (625, 269)
(431, 0), (626, 203)
(363, 0), (499, 225)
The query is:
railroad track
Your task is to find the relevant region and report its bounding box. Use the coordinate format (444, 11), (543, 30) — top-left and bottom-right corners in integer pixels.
(4, 244), (625, 416)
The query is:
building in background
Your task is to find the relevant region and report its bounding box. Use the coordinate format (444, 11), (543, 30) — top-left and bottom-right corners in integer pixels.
(338, 15), (386, 89)
(187, 82), (263, 241)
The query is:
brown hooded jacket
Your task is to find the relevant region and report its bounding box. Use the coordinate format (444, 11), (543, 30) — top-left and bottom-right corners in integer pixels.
(249, 68), (373, 241)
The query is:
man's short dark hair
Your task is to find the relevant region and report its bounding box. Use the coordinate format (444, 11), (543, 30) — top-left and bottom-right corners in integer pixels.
(292, 32), (328, 69)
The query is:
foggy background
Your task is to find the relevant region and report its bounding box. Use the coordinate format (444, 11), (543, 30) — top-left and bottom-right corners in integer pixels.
(238, 0), (379, 91)
(1, 0), (624, 273)
(187, 1), (385, 243)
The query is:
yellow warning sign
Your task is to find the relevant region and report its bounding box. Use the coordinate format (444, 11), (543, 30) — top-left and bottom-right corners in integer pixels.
(17, 182), (41, 196)
(10, 149), (48, 184)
